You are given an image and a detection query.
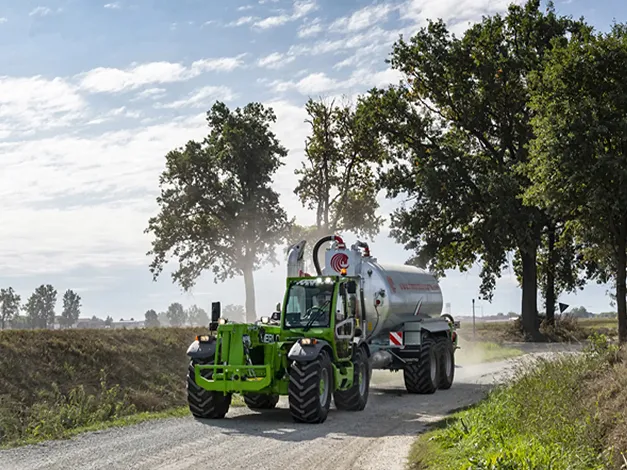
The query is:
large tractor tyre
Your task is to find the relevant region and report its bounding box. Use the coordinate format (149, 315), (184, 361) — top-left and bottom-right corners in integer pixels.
(243, 393), (280, 410)
(436, 337), (455, 390)
(403, 337), (439, 394)
(186, 360), (232, 419)
(288, 350), (333, 424)
(333, 347), (370, 411)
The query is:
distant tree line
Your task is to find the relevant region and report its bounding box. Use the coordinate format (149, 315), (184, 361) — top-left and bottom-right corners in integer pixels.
(0, 285), (81, 330)
(143, 303), (246, 328)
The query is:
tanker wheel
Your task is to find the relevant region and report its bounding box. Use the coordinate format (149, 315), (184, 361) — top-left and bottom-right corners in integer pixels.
(333, 347), (370, 411)
(243, 393), (280, 410)
(288, 350), (333, 423)
(436, 336), (455, 390)
(403, 337), (439, 394)
(186, 359), (232, 419)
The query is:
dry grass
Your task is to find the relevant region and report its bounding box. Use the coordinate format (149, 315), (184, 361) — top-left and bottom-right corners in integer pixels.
(459, 316), (616, 344)
(0, 327), (210, 446)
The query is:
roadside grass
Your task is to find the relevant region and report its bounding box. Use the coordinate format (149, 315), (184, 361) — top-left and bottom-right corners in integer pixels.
(408, 334), (627, 470)
(461, 315), (617, 343)
(0, 327), (244, 448)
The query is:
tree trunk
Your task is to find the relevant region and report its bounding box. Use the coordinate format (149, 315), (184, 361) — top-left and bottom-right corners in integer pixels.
(243, 264), (257, 323)
(545, 226), (556, 325)
(520, 246), (540, 339)
(617, 231), (627, 345)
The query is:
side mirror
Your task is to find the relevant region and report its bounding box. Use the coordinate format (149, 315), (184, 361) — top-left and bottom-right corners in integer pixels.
(347, 281), (357, 294)
(275, 302), (281, 311)
(211, 302), (221, 322)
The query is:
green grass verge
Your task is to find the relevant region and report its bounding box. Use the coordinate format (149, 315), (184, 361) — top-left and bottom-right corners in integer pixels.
(408, 334), (627, 470)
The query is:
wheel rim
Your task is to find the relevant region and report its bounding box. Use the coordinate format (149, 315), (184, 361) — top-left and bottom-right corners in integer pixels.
(319, 367), (329, 405)
(430, 351), (437, 383)
(358, 361), (367, 396)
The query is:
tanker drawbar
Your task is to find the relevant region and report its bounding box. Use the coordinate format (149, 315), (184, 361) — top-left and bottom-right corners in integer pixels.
(185, 235), (460, 423)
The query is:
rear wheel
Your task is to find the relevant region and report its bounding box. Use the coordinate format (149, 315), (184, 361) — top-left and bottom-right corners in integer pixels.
(186, 359), (232, 419)
(436, 337), (455, 390)
(288, 350), (333, 423)
(333, 347), (370, 411)
(403, 336), (439, 394)
(243, 393), (280, 410)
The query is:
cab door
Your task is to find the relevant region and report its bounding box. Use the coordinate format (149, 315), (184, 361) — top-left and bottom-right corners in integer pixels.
(334, 283), (354, 360)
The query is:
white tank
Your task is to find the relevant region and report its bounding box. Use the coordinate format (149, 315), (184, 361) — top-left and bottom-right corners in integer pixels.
(321, 244), (443, 340)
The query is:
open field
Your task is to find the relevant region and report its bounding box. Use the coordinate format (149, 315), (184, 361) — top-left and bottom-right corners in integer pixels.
(456, 316), (619, 343)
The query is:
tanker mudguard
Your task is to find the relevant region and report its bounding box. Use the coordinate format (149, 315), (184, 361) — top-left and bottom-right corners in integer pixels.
(288, 339), (331, 362)
(186, 339), (216, 360)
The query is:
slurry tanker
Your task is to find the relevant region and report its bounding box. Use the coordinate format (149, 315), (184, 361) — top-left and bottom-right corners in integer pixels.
(186, 235), (459, 424)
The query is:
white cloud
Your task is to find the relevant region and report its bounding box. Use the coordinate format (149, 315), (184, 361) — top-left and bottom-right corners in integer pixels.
(0, 76), (86, 138)
(104, 2), (121, 9)
(29, 6), (53, 16)
(132, 87), (167, 101)
(268, 68), (403, 96)
(76, 55), (245, 93)
(237, 5), (254, 11)
(253, 0), (317, 30)
(0, 17), (7, 24)
(329, 4), (395, 33)
(226, 16), (257, 27)
(157, 85), (236, 109)
(257, 52), (295, 69)
(297, 18), (322, 38)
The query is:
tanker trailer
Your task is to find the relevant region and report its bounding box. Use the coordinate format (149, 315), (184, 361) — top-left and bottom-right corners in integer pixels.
(313, 235), (459, 394)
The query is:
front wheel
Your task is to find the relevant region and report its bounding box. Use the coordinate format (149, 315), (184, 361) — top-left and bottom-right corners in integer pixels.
(288, 350), (333, 423)
(333, 347), (370, 411)
(186, 360), (232, 419)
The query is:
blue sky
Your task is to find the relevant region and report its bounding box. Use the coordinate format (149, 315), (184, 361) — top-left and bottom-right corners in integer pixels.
(0, 0), (620, 321)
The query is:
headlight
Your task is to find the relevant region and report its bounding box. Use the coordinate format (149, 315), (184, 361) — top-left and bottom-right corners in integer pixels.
(218, 318), (227, 325)
(300, 337), (318, 346)
(196, 335), (211, 342)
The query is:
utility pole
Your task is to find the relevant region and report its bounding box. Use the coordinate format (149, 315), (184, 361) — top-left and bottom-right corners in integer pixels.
(472, 298), (476, 340)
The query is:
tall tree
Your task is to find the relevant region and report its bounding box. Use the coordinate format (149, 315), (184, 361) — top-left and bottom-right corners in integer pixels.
(145, 309), (160, 328)
(166, 302), (187, 327)
(146, 101), (291, 322)
(60, 289), (81, 328)
(525, 24), (627, 344)
(292, 97), (386, 269)
(0, 287), (21, 330)
(25, 284), (57, 329)
(364, 0), (588, 337)
(186, 305), (209, 326)
(104, 315), (113, 327)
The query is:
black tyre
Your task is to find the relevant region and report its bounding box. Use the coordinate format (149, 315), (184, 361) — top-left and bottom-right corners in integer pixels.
(186, 360), (232, 419)
(333, 347), (370, 411)
(403, 336), (439, 394)
(288, 350), (333, 423)
(243, 393), (280, 410)
(436, 337), (455, 390)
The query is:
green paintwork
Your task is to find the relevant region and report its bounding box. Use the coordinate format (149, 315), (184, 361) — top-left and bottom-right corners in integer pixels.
(193, 275), (360, 396)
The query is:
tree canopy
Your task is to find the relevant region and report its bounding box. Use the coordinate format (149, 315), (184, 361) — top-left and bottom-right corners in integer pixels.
(525, 23), (627, 343)
(0, 287), (21, 330)
(363, 0), (588, 336)
(25, 284), (57, 329)
(60, 289), (81, 328)
(291, 97), (387, 269)
(146, 101), (291, 321)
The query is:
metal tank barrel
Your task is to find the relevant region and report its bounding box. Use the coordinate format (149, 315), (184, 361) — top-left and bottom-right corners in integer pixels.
(359, 260), (443, 340)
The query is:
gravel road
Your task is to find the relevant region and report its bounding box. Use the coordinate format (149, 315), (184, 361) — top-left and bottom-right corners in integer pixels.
(0, 346), (574, 470)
